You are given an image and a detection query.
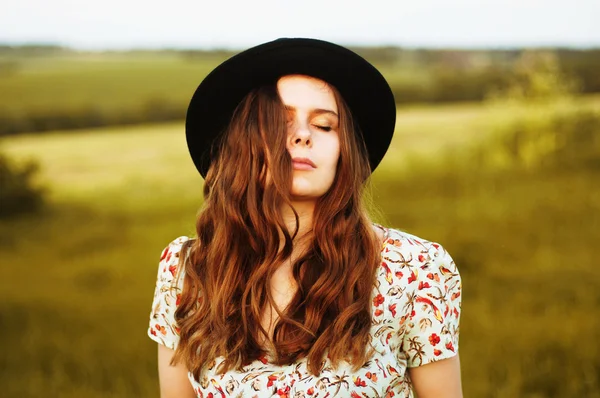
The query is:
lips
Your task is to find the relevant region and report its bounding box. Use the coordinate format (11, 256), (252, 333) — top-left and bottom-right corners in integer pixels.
(292, 157), (317, 170)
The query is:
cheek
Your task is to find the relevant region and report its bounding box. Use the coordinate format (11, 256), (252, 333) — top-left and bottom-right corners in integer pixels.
(327, 135), (341, 169)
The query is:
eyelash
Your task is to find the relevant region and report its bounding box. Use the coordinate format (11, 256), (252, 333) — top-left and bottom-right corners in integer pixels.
(313, 125), (332, 132)
(287, 120), (333, 132)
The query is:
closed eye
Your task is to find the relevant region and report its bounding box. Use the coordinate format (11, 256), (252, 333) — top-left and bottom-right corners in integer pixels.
(313, 125), (332, 132)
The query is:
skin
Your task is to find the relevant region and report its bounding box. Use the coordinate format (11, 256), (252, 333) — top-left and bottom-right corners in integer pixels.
(157, 75), (463, 397)
(410, 355), (463, 397)
(278, 74), (341, 203)
(157, 344), (196, 398)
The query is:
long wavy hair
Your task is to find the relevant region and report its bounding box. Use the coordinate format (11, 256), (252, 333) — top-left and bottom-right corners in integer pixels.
(171, 79), (382, 379)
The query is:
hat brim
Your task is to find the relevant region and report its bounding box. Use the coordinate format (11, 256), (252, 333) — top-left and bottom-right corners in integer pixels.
(185, 38), (396, 178)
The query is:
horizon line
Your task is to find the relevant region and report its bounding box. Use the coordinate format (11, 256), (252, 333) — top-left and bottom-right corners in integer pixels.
(1, 40), (600, 52)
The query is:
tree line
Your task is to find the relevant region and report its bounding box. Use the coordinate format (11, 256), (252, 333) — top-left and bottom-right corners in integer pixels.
(0, 45), (598, 136)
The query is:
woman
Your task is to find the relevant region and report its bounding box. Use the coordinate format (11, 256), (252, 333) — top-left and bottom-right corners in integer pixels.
(148, 38), (462, 398)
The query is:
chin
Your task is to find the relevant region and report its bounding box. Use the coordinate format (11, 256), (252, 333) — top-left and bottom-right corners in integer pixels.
(290, 177), (332, 200)
(290, 190), (320, 200)
(290, 185), (325, 201)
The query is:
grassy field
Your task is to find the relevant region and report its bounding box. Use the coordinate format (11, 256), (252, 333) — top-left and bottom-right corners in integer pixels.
(1, 98), (600, 397)
(0, 52), (428, 113)
(0, 53), (221, 112)
(0, 52), (439, 135)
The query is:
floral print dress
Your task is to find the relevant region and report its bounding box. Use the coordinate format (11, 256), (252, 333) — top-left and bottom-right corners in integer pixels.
(148, 226), (462, 397)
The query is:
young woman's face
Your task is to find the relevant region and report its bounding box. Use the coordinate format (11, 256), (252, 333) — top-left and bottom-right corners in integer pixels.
(277, 75), (341, 200)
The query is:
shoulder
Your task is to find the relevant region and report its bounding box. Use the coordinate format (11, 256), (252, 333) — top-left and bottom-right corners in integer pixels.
(159, 236), (193, 264)
(149, 236), (192, 349)
(378, 226), (460, 291)
(377, 228), (462, 366)
(155, 236), (194, 284)
(380, 227), (445, 263)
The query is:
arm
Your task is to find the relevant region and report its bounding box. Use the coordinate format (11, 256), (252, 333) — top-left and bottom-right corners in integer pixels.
(398, 241), (463, 397)
(148, 237), (196, 397)
(158, 344), (197, 398)
(408, 354), (463, 398)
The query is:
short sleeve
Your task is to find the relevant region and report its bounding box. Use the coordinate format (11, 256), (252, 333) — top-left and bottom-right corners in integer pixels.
(147, 236), (191, 350)
(402, 242), (462, 367)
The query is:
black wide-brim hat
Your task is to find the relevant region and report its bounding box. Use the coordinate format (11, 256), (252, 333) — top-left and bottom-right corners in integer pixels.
(186, 38), (396, 178)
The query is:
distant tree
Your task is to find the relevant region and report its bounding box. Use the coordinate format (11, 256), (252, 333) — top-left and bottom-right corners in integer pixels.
(482, 51), (599, 171)
(0, 151), (46, 218)
(486, 51), (580, 102)
(556, 48), (600, 94)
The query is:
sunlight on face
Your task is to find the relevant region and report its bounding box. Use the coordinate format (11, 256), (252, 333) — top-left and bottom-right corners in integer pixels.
(277, 75), (341, 201)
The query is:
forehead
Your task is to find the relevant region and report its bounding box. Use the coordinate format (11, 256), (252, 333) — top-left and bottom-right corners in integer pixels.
(277, 75), (338, 113)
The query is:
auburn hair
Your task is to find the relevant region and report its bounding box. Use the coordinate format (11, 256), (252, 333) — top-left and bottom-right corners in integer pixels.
(171, 79), (382, 379)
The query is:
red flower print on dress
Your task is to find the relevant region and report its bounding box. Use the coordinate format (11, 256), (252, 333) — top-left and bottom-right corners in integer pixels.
(429, 333), (440, 346)
(418, 254), (426, 262)
(365, 372), (378, 382)
(168, 264), (177, 277)
(373, 294), (384, 306)
(160, 247), (169, 261)
(446, 342), (455, 352)
(387, 238), (402, 247)
(351, 392), (361, 398)
(386, 332), (392, 344)
(433, 349), (442, 356)
(389, 303), (397, 317)
(353, 376), (367, 387)
(418, 281), (430, 290)
(307, 387), (315, 395)
(408, 270), (418, 283)
(154, 323), (166, 336)
(267, 375), (278, 388)
(395, 271), (403, 279)
(209, 380), (226, 398)
(374, 309), (383, 317)
(276, 385), (290, 397)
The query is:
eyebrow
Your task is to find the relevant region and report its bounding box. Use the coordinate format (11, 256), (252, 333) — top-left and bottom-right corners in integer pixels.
(284, 105), (338, 118)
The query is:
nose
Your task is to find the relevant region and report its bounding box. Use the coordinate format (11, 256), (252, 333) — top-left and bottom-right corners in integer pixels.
(289, 122), (312, 148)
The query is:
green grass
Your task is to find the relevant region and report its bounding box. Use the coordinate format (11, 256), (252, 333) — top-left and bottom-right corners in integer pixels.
(1, 99), (600, 397)
(0, 54), (223, 113)
(0, 52), (428, 114)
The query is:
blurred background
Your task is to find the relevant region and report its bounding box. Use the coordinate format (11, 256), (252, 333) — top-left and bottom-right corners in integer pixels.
(1, 1), (599, 397)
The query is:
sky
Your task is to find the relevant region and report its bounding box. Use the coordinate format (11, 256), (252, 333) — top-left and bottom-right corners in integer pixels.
(1, 0), (599, 50)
